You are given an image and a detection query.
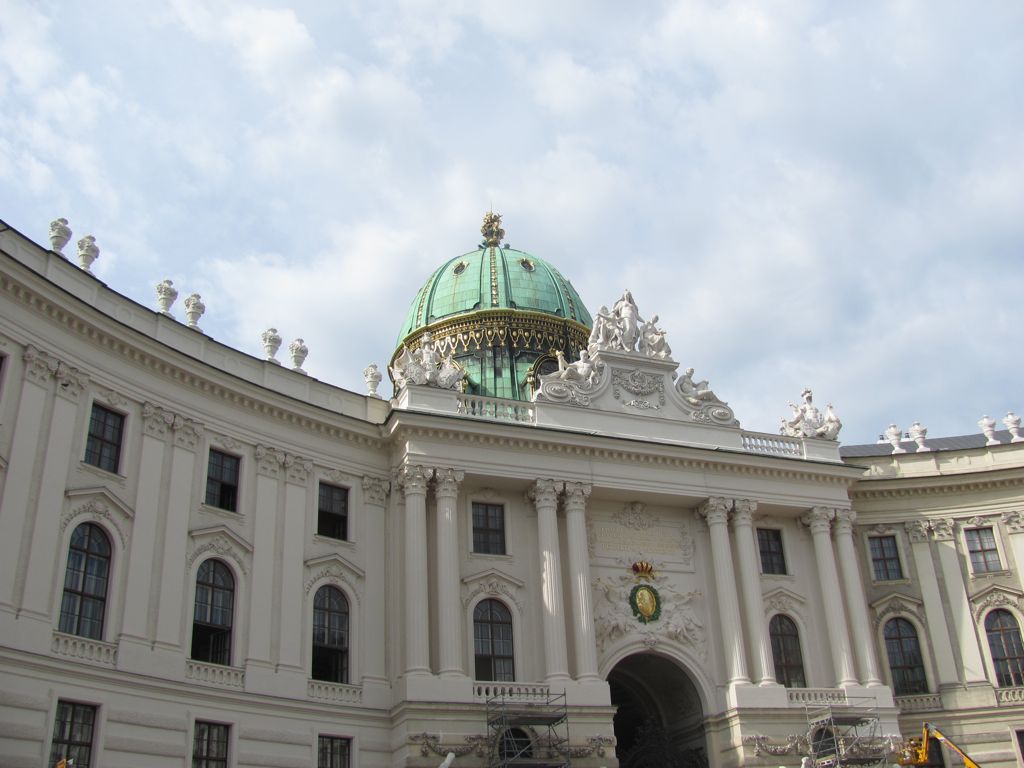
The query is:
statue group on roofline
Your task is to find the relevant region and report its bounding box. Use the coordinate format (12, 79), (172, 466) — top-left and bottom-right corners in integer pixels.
(779, 388), (842, 440)
(589, 290), (673, 360)
(391, 332), (467, 392)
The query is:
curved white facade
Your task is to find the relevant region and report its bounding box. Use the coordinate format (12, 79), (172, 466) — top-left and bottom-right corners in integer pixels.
(1, 219), (1023, 767)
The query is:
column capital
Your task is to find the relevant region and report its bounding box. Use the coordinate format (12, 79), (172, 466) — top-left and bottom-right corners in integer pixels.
(930, 518), (955, 541)
(397, 464), (433, 495)
(905, 519), (931, 543)
(255, 444), (287, 478)
(801, 506), (834, 534)
(731, 499), (757, 526)
(697, 496), (731, 526)
(1003, 510), (1024, 534)
(434, 468), (465, 498)
(361, 475), (391, 506)
(833, 508), (857, 535)
(563, 482), (592, 509)
(530, 479), (563, 507)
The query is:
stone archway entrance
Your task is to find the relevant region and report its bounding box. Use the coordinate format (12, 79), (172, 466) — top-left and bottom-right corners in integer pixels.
(607, 653), (708, 768)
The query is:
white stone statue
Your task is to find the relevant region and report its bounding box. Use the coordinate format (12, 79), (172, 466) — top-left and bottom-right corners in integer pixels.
(155, 279), (178, 315)
(779, 389), (842, 440)
(638, 314), (672, 360)
(77, 235), (99, 272)
(183, 293), (205, 330)
(49, 218), (71, 254)
(552, 349), (601, 386)
(1004, 412), (1023, 442)
(908, 421), (929, 452)
(588, 290), (673, 360)
(391, 332), (466, 391)
(289, 338), (309, 373)
(533, 349), (604, 406)
(979, 414), (999, 445)
(678, 367), (719, 404)
(363, 363), (383, 398)
(885, 423), (906, 454)
(439, 752), (456, 768)
(261, 328), (282, 363)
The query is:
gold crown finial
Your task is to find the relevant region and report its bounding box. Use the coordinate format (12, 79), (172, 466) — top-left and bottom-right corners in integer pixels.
(481, 211), (505, 247)
(632, 560), (654, 580)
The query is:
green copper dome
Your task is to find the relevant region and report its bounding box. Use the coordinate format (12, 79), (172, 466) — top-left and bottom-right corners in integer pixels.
(392, 213), (592, 401)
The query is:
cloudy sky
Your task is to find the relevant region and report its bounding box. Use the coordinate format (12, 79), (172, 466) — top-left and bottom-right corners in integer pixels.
(2, 0), (1022, 444)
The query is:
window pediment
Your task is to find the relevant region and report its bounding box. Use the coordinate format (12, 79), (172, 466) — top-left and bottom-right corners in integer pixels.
(971, 584), (1024, 622)
(304, 553), (364, 598)
(762, 587), (805, 618)
(462, 569), (525, 611)
(871, 593), (925, 628)
(187, 525), (252, 575)
(62, 487), (134, 546)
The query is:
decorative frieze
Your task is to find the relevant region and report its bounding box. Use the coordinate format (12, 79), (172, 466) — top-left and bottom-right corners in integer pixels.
(22, 344), (88, 398)
(254, 444), (286, 478)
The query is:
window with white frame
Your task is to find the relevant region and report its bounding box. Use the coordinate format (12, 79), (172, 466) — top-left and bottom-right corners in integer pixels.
(312, 585), (349, 683)
(769, 614), (806, 688)
(757, 528), (786, 575)
(205, 449), (240, 512)
(474, 598), (514, 681)
(317, 483), (348, 540)
(473, 502), (506, 555)
(985, 609), (1024, 687)
(883, 618), (928, 695)
(191, 559), (234, 665)
(964, 527), (1001, 573)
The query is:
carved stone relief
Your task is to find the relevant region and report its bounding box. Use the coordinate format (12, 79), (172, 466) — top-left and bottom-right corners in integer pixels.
(60, 496), (130, 546)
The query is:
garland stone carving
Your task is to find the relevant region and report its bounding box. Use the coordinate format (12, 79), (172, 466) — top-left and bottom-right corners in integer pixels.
(186, 534), (250, 575)
(779, 388), (842, 440)
(391, 331), (467, 391)
(971, 588), (1024, 622)
(60, 498), (129, 546)
(304, 565), (362, 599)
(462, 577), (525, 612)
(612, 368), (665, 409)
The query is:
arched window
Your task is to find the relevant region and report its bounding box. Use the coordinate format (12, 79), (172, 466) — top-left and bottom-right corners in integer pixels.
(474, 599), (514, 681)
(769, 614), (806, 688)
(500, 728), (532, 760)
(191, 559), (234, 665)
(312, 586), (349, 683)
(985, 609), (1024, 687)
(884, 618), (928, 695)
(59, 523), (112, 639)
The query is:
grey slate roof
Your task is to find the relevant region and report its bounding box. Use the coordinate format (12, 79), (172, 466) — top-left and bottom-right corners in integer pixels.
(840, 429), (1018, 458)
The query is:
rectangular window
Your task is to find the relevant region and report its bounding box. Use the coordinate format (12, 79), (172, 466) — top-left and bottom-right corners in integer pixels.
(318, 735), (352, 768)
(757, 528), (786, 575)
(473, 502), (506, 555)
(318, 483), (349, 540)
(49, 700), (97, 768)
(869, 535), (904, 580)
(205, 449), (240, 512)
(965, 527), (1001, 573)
(84, 403), (124, 473)
(193, 721), (229, 768)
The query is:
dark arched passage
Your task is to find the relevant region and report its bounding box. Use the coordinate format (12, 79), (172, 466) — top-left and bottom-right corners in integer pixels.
(607, 653), (708, 768)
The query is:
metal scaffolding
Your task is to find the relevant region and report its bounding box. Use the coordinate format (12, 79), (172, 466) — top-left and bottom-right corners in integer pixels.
(485, 691), (570, 768)
(805, 699), (891, 767)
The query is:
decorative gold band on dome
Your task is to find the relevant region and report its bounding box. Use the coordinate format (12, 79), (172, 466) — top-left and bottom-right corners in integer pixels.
(391, 309), (590, 369)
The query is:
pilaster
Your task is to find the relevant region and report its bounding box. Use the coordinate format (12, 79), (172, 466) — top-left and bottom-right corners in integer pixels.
(904, 520), (958, 687)
(531, 479), (570, 683)
(398, 464), (433, 676)
(932, 519), (988, 685)
(564, 482), (599, 682)
(362, 475), (390, 687)
(434, 468), (466, 678)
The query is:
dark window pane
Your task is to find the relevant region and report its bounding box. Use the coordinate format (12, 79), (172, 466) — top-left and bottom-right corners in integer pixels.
(205, 450), (240, 512)
(965, 527), (1001, 573)
(473, 502), (506, 555)
(58, 523), (111, 639)
(769, 614), (806, 688)
(191, 560), (234, 665)
(49, 701), (96, 768)
(869, 535), (903, 581)
(473, 598), (514, 681)
(317, 483), (348, 540)
(84, 404), (124, 473)
(884, 618), (929, 695)
(312, 586), (349, 683)
(986, 609), (1024, 687)
(318, 735), (351, 768)
(757, 529), (786, 575)
(193, 721), (229, 768)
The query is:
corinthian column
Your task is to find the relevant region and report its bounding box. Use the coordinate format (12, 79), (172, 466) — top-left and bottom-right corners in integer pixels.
(833, 509), (882, 686)
(802, 507), (857, 687)
(698, 497), (749, 685)
(435, 468), (465, 678)
(531, 479), (570, 682)
(732, 499), (775, 685)
(399, 464), (433, 676)
(564, 482), (599, 681)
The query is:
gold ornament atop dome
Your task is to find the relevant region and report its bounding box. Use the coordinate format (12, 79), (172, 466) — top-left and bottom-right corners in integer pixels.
(481, 211), (505, 247)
